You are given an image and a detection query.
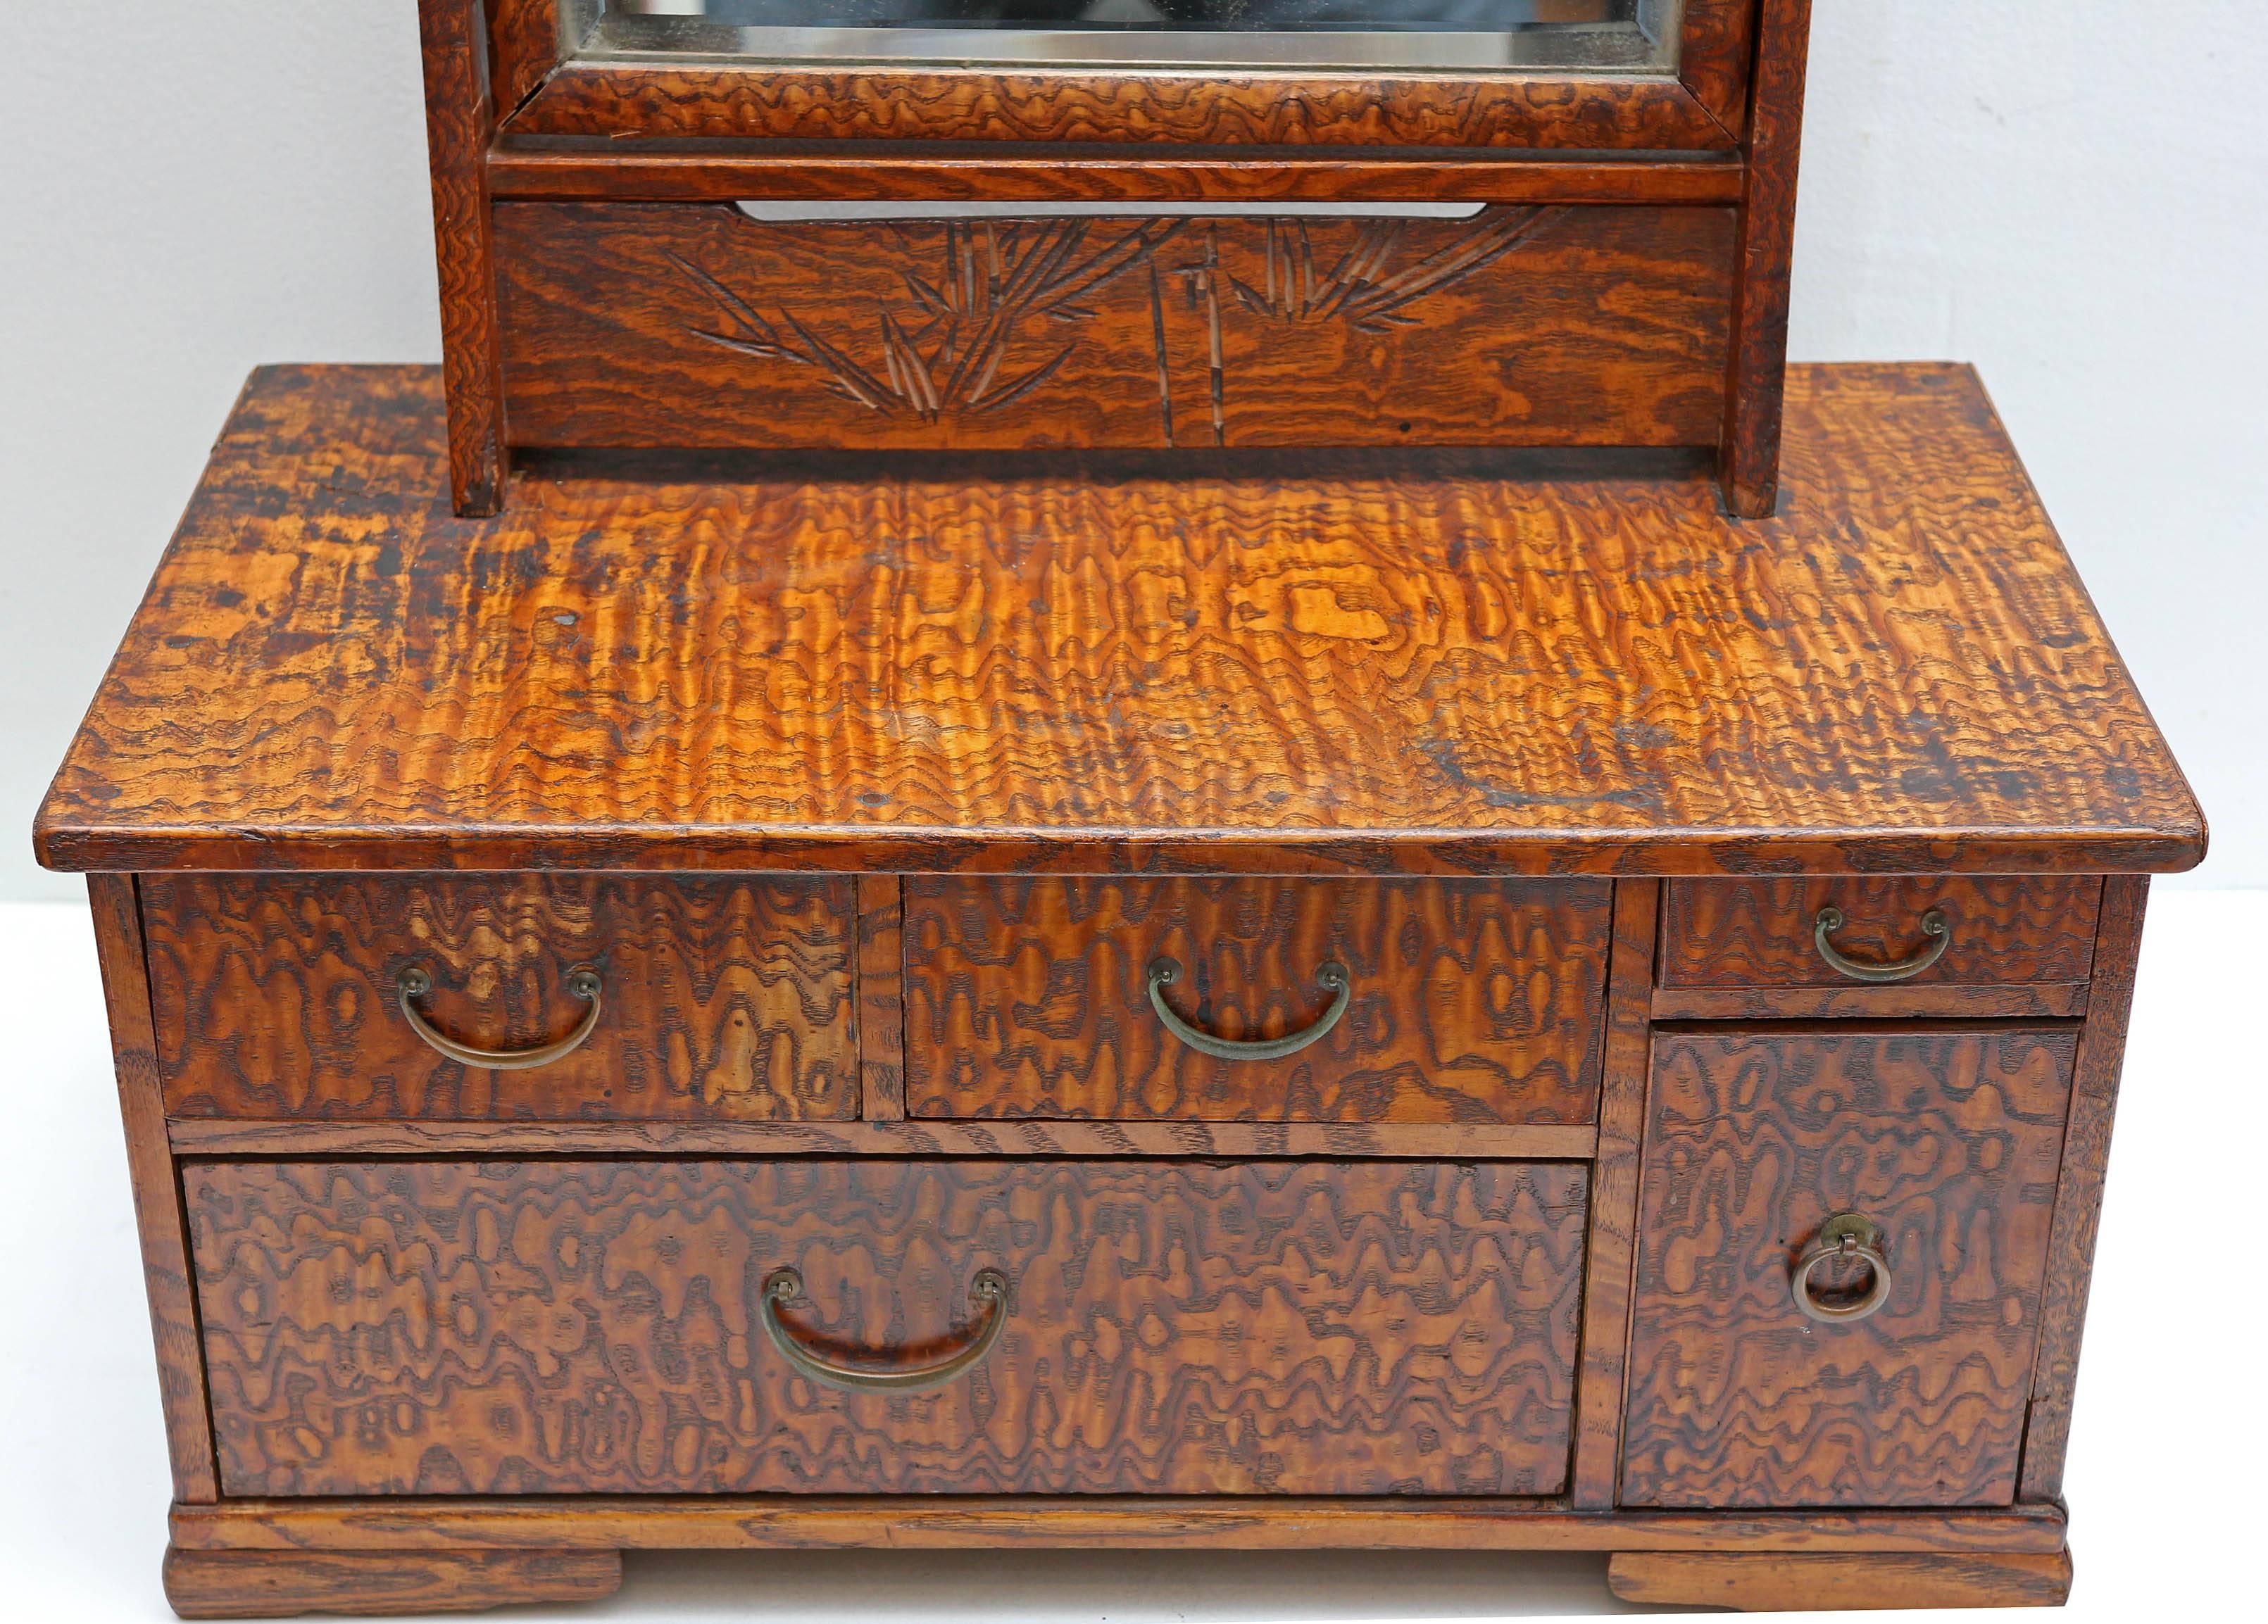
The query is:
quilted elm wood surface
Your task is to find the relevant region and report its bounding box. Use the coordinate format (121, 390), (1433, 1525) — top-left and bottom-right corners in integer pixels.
(185, 1159), (1589, 1497)
(34, 363), (2201, 876)
(1659, 876), (2103, 989)
(902, 876), (1608, 1123)
(141, 874), (858, 1122)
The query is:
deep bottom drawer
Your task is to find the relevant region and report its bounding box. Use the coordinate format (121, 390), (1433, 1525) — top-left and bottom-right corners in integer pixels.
(187, 1158), (1589, 1497)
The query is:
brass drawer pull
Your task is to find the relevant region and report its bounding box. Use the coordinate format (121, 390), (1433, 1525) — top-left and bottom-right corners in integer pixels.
(1146, 957), (1351, 1062)
(1790, 1212), (1893, 1325)
(395, 965), (603, 1070)
(761, 1268), (1010, 1394)
(1812, 906), (1950, 983)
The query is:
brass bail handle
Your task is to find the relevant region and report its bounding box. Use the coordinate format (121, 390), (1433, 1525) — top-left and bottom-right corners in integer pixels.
(1813, 906), (1951, 983)
(761, 1268), (1010, 1394)
(396, 965), (603, 1070)
(1146, 957), (1351, 1062)
(1790, 1212), (1893, 1325)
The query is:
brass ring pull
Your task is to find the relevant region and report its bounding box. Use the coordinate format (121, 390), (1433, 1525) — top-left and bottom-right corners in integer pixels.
(395, 966), (602, 1070)
(1790, 1212), (1893, 1325)
(1812, 906), (1950, 983)
(760, 1268), (1009, 1393)
(1146, 957), (1351, 1062)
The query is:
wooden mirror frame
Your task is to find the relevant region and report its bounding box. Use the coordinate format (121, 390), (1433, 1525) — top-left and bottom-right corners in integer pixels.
(487, 0), (1758, 149)
(420, 0), (1812, 518)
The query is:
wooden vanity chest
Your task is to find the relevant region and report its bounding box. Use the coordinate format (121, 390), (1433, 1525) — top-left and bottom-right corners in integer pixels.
(422, 0), (1816, 518)
(37, 361), (2202, 1614)
(34, 0), (2207, 1613)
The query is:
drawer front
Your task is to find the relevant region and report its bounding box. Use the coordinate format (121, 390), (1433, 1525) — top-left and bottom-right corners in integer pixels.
(143, 874), (858, 1121)
(904, 877), (1612, 1123)
(1660, 878), (2103, 990)
(1619, 1026), (2076, 1509)
(495, 202), (1736, 453)
(186, 1158), (1589, 1497)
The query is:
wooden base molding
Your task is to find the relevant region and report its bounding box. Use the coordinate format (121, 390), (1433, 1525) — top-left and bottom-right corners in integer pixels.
(1606, 1549), (2074, 1611)
(160, 1546), (622, 1619)
(170, 1498), (2067, 1556)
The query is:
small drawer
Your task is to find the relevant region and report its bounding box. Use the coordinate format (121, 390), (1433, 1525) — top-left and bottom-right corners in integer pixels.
(141, 874), (858, 1121)
(186, 1157), (1589, 1496)
(1660, 877), (2103, 990)
(903, 877), (1612, 1124)
(1619, 1026), (2076, 1509)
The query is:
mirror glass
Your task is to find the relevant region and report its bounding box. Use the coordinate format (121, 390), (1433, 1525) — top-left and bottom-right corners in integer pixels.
(574, 0), (1686, 73)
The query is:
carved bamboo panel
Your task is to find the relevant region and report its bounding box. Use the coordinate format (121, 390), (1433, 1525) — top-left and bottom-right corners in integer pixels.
(187, 1159), (1589, 1497)
(1619, 1027), (2076, 1509)
(495, 202), (1734, 451)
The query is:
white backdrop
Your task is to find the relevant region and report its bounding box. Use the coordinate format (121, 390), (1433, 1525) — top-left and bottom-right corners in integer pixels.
(2, 1), (2260, 898)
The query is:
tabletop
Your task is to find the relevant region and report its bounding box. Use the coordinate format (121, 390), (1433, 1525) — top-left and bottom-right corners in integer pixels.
(35, 363), (2203, 876)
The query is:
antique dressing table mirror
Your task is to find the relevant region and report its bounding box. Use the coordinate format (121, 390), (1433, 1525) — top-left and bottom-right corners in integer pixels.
(35, 1), (2203, 1616)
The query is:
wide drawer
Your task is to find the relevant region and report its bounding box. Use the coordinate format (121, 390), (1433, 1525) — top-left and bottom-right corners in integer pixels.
(142, 874), (858, 1121)
(1619, 1025), (2077, 1509)
(184, 1157), (1589, 1497)
(1660, 877), (2103, 990)
(494, 201), (1736, 453)
(903, 877), (1612, 1123)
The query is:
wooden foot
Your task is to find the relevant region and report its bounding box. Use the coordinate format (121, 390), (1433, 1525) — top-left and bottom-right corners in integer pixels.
(1606, 1549), (2074, 1612)
(161, 1546), (622, 1619)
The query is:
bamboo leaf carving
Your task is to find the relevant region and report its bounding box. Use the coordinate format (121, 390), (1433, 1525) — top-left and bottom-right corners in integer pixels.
(670, 208), (1563, 420)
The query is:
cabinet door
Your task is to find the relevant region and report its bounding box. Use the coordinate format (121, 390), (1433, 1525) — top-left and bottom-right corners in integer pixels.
(1619, 1026), (2075, 1509)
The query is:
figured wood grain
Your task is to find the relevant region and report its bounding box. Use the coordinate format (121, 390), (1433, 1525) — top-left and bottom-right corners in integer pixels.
(164, 1117), (1600, 1162)
(507, 63), (1739, 151)
(1719, 0), (1815, 516)
(856, 874), (906, 1121)
(1570, 880), (1658, 1507)
(1606, 1550), (2072, 1611)
(173, 1496), (2070, 1555)
(484, 146), (1749, 206)
(88, 876), (218, 1502)
(416, 0), (506, 516)
(142, 874), (856, 1121)
(495, 202), (1735, 452)
(2020, 874), (2149, 1502)
(162, 1545), (620, 1619)
(1660, 876), (2103, 989)
(903, 877), (1608, 1123)
(34, 364), (2205, 876)
(187, 1159), (1587, 1497)
(487, 0), (568, 119)
(1620, 1026), (2077, 1509)
(1675, 0), (1758, 137)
